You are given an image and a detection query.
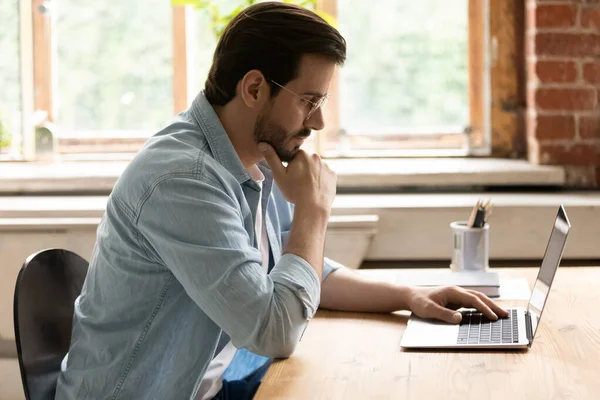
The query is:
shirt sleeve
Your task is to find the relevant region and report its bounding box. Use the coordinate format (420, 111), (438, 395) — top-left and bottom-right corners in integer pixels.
(272, 183), (342, 281)
(137, 174), (320, 358)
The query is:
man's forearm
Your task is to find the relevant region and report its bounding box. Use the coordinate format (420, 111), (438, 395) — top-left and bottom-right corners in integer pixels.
(283, 203), (329, 280)
(320, 266), (414, 313)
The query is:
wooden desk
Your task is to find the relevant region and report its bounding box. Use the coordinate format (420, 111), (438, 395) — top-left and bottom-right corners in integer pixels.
(255, 268), (600, 400)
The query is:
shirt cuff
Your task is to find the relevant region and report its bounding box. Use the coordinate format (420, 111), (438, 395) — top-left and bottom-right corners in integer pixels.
(269, 253), (321, 320)
(323, 257), (344, 281)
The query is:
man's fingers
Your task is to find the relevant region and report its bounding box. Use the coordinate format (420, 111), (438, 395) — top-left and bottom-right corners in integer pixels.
(258, 142), (285, 180)
(468, 290), (509, 318)
(446, 288), (498, 320)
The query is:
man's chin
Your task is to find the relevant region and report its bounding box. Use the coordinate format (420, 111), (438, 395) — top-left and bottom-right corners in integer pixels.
(276, 148), (299, 163)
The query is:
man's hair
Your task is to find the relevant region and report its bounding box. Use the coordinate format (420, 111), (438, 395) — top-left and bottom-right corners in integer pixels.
(204, 2), (347, 106)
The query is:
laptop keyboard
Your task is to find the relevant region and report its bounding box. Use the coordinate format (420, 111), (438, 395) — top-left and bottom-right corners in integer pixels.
(457, 309), (519, 345)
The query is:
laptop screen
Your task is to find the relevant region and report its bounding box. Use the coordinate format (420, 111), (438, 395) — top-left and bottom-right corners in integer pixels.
(527, 205), (571, 340)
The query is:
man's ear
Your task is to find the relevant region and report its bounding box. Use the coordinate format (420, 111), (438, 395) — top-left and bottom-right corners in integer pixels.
(239, 70), (270, 111)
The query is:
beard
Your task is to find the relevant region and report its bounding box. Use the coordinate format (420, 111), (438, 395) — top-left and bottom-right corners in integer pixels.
(253, 105), (310, 163)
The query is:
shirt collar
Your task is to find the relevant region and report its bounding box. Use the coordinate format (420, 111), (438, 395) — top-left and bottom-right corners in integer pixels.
(190, 91), (252, 185)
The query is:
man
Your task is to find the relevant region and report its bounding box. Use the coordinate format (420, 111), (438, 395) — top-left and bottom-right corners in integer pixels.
(55, 2), (507, 399)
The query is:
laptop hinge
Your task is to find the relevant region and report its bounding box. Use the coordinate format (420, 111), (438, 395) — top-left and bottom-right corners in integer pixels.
(525, 310), (533, 347)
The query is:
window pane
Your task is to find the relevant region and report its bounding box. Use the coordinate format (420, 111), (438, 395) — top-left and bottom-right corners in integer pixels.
(0, 0), (21, 155)
(189, 7), (218, 98)
(338, 0), (469, 135)
(189, 0), (248, 96)
(54, 0), (173, 134)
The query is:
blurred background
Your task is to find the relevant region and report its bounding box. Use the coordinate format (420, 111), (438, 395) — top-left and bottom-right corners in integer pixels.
(0, 1), (599, 398)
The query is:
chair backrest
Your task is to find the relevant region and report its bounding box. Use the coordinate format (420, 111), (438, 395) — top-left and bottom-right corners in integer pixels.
(13, 249), (89, 400)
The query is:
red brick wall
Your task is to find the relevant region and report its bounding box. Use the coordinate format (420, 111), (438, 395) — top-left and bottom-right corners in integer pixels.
(526, 0), (600, 187)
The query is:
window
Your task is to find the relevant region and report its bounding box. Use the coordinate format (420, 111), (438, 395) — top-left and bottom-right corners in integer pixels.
(54, 0), (173, 135)
(0, 0), (22, 158)
(338, 0), (469, 147)
(318, 0), (489, 156)
(17, 0), (489, 159)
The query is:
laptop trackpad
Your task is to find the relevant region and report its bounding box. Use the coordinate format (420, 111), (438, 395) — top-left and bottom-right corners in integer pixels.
(401, 316), (460, 348)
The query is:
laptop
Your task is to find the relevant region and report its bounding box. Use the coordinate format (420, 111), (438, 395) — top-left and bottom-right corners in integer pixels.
(400, 205), (571, 350)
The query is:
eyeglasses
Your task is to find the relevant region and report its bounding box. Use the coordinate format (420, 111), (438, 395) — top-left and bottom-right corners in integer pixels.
(270, 80), (330, 120)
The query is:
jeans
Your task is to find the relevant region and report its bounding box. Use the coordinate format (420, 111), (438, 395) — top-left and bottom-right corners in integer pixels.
(214, 349), (272, 400)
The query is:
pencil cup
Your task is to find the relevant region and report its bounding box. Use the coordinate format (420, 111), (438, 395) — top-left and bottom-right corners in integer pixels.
(449, 221), (489, 272)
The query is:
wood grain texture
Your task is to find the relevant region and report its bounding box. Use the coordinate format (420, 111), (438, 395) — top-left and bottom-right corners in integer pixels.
(490, 0), (527, 158)
(316, 0), (339, 154)
(469, 0), (485, 148)
(172, 6), (188, 114)
(256, 267), (600, 400)
(32, 0), (53, 120)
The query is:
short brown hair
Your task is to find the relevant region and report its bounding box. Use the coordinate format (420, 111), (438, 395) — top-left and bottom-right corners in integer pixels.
(204, 2), (347, 106)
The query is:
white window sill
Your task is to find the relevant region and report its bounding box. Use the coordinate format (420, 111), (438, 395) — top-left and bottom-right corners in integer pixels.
(327, 158), (564, 189)
(1, 192), (599, 261)
(0, 158), (565, 194)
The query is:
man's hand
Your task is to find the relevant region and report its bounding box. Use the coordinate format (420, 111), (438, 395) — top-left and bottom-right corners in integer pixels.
(259, 143), (336, 211)
(259, 142), (335, 279)
(407, 286), (509, 324)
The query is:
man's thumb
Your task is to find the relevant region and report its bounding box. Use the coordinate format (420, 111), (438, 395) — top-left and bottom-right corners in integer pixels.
(432, 305), (462, 324)
(258, 142), (270, 153)
(258, 142), (285, 178)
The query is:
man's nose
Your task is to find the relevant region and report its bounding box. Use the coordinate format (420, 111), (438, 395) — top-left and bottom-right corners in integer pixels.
(305, 107), (325, 131)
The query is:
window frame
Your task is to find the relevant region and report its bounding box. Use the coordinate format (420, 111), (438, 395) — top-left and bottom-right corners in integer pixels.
(20, 0), (36, 160)
(22, 0), (491, 159)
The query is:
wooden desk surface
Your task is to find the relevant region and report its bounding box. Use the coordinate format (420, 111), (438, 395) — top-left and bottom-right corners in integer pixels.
(255, 267), (600, 400)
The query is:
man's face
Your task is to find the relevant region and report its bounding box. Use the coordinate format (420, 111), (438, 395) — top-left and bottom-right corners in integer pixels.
(253, 55), (336, 162)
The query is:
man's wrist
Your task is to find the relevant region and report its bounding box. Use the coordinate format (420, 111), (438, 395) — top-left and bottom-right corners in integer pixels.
(294, 200), (331, 219)
(394, 285), (416, 312)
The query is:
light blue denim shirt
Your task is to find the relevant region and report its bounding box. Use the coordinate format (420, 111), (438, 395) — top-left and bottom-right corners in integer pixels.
(55, 92), (340, 400)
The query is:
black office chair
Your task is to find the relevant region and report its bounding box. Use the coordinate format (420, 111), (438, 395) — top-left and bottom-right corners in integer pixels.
(13, 249), (89, 400)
